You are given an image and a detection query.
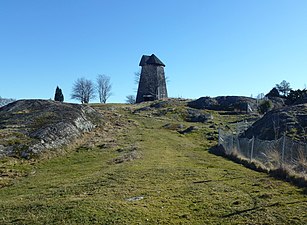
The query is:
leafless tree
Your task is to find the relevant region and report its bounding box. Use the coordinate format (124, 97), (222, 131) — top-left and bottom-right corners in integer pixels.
(96, 74), (112, 103)
(71, 77), (96, 104)
(125, 95), (136, 104)
(134, 71), (141, 84)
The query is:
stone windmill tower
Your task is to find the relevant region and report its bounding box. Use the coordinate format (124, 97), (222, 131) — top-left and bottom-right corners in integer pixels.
(136, 54), (168, 103)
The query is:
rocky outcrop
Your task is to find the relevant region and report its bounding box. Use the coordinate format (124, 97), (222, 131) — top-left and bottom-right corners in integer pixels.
(241, 104), (307, 142)
(188, 96), (258, 113)
(134, 99), (214, 123)
(267, 97), (286, 109)
(0, 100), (102, 158)
(185, 108), (213, 123)
(178, 126), (199, 134)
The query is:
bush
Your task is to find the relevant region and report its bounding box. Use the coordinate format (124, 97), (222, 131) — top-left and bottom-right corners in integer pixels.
(126, 95), (136, 104)
(286, 89), (307, 105)
(258, 100), (272, 114)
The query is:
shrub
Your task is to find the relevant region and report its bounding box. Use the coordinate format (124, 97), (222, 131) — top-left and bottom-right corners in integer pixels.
(286, 89), (307, 105)
(258, 100), (272, 114)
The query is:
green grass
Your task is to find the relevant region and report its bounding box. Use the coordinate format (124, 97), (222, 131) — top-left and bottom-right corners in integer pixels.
(0, 103), (306, 224)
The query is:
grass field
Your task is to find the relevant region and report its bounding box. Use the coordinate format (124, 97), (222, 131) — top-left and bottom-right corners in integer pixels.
(0, 103), (306, 224)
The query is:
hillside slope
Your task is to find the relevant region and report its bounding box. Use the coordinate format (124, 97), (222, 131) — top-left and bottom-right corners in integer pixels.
(0, 101), (306, 224)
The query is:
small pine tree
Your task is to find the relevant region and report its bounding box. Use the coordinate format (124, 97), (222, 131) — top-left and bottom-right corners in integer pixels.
(54, 86), (64, 102)
(276, 80), (291, 97)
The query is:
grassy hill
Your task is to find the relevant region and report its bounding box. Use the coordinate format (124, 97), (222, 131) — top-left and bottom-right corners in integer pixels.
(0, 101), (306, 224)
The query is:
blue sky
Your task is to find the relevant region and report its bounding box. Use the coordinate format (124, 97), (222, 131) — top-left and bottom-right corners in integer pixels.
(0, 0), (306, 103)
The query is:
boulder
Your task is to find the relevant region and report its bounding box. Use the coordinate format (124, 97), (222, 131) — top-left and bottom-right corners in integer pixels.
(185, 108), (213, 123)
(179, 126), (199, 134)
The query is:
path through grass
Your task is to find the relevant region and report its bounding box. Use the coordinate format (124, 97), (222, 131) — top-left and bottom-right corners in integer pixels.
(0, 105), (306, 224)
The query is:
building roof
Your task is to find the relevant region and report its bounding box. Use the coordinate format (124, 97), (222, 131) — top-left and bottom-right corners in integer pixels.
(139, 54), (165, 67)
(139, 55), (150, 66)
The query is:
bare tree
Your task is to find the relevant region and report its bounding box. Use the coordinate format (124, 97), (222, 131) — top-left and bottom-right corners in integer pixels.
(126, 95), (136, 104)
(256, 93), (264, 100)
(71, 77), (96, 104)
(96, 74), (112, 103)
(134, 71), (141, 85)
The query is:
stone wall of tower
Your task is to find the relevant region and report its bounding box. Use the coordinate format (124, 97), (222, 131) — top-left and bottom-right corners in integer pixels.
(136, 64), (168, 103)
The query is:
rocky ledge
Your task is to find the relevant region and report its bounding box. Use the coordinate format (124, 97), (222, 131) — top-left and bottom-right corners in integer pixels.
(241, 103), (307, 142)
(188, 96), (258, 113)
(0, 100), (102, 158)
